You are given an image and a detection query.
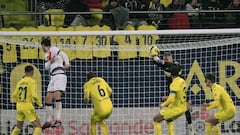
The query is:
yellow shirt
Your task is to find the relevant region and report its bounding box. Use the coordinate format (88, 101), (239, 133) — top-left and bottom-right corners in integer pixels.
(13, 76), (42, 109)
(137, 25), (158, 57)
(207, 83), (236, 112)
(19, 27), (39, 59)
(57, 26), (77, 61)
(74, 26), (93, 59)
(91, 25), (111, 58)
(84, 77), (113, 112)
(161, 77), (187, 111)
(114, 25), (137, 59)
(0, 27), (17, 63)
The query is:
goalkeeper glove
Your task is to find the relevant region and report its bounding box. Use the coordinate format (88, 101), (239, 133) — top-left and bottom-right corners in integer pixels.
(149, 45), (160, 57)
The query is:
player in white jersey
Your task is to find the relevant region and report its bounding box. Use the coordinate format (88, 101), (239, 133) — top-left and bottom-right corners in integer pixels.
(41, 38), (70, 130)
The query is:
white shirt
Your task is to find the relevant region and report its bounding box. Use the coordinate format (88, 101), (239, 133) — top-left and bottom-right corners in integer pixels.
(45, 47), (69, 74)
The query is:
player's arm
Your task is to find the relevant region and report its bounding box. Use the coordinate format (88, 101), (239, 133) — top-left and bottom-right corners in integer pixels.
(206, 100), (220, 111)
(149, 45), (177, 69)
(30, 82), (42, 108)
(59, 51), (70, 70)
(105, 81), (112, 96)
(84, 83), (90, 104)
(206, 91), (220, 111)
(13, 84), (19, 101)
(149, 45), (165, 65)
(45, 61), (51, 70)
(160, 90), (176, 107)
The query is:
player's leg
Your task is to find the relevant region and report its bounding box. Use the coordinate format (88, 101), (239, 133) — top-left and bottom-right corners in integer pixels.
(153, 112), (164, 135)
(166, 121), (174, 135)
(26, 108), (42, 135)
(31, 117), (42, 135)
(212, 125), (220, 135)
(99, 120), (109, 135)
(52, 90), (63, 127)
(185, 110), (194, 135)
(11, 110), (25, 135)
(52, 74), (66, 127)
(90, 112), (98, 135)
(205, 115), (219, 135)
(11, 120), (24, 135)
(42, 92), (54, 129)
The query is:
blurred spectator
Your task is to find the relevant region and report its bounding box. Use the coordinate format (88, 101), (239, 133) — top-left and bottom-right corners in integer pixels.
(148, 0), (165, 29)
(185, 0), (199, 16)
(122, 0), (141, 11)
(161, 0), (173, 8)
(185, 0), (200, 28)
(64, 0), (90, 26)
(168, 0), (186, 10)
(225, 0), (240, 27)
(37, 0), (69, 26)
(122, 0), (148, 28)
(101, 0), (129, 30)
(202, 0), (225, 28)
(82, 0), (104, 26)
(167, 0), (190, 29)
(167, 13), (190, 29)
(219, 0), (232, 8)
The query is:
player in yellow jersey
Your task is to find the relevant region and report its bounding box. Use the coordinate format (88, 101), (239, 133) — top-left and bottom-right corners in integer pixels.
(153, 66), (187, 135)
(202, 73), (236, 135)
(150, 45), (194, 135)
(11, 65), (42, 135)
(84, 72), (113, 135)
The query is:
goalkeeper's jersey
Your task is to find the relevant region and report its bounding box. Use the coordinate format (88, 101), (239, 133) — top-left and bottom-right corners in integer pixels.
(154, 60), (182, 87)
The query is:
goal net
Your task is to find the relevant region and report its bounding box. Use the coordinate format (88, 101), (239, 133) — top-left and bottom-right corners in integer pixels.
(0, 26), (240, 135)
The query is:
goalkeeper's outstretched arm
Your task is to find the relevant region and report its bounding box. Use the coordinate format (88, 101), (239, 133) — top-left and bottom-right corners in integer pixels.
(149, 45), (164, 64)
(149, 45), (178, 69)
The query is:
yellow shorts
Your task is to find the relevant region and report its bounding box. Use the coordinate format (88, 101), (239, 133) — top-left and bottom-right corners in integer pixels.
(215, 109), (236, 123)
(16, 103), (39, 122)
(91, 106), (112, 122)
(160, 107), (185, 121)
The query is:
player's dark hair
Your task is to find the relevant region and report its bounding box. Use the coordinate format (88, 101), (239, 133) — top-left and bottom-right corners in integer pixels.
(87, 72), (97, 81)
(41, 38), (51, 46)
(169, 66), (179, 77)
(205, 73), (215, 83)
(25, 65), (34, 73)
(164, 52), (172, 57)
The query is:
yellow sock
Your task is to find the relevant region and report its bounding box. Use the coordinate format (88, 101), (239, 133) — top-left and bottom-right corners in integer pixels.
(11, 127), (21, 135)
(166, 121), (174, 135)
(33, 127), (42, 135)
(212, 125), (220, 135)
(99, 121), (109, 135)
(153, 122), (162, 135)
(205, 123), (213, 135)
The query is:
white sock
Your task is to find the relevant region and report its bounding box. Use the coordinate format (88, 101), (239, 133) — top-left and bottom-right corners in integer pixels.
(55, 101), (62, 121)
(46, 105), (53, 122)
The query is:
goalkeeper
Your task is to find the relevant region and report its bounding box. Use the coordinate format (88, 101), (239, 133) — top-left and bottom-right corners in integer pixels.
(150, 45), (194, 135)
(83, 72), (113, 135)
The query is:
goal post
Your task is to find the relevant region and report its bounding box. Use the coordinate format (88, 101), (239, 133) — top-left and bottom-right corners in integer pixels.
(0, 28), (240, 135)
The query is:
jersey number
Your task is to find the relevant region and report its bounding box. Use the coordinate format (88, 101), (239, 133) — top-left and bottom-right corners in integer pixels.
(18, 86), (27, 101)
(98, 85), (106, 97)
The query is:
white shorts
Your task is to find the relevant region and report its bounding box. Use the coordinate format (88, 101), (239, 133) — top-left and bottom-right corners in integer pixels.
(47, 74), (67, 92)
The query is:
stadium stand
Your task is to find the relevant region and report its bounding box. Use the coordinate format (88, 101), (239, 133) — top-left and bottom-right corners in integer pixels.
(0, 0), (35, 29)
